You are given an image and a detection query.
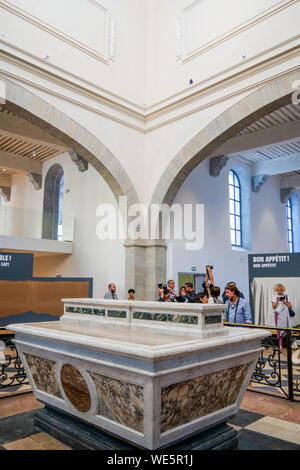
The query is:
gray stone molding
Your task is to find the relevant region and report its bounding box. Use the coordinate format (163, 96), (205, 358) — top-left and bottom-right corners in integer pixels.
(28, 172), (42, 190)
(0, 186), (11, 202)
(209, 155), (229, 177)
(70, 151), (89, 172)
(280, 187), (296, 204)
(123, 239), (167, 249)
(251, 174), (268, 193)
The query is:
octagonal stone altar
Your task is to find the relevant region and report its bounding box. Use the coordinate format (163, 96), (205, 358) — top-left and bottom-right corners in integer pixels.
(8, 299), (270, 450)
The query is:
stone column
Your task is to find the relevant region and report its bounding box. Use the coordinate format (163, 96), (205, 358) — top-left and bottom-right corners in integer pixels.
(124, 240), (167, 301)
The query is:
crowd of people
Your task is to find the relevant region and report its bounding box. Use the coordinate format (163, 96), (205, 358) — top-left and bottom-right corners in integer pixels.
(157, 267), (252, 324)
(103, 272), (295, 336)
(103, 266), (253, 324)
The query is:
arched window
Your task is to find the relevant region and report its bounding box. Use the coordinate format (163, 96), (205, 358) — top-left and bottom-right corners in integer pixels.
(42, 164), (64, 240)
(229, 170), (242, 247)
(286, 197), (294, 253)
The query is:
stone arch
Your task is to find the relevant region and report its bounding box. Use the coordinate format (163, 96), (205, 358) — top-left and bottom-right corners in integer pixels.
(150, 71), (300, 207)
(1, 77), (140, 207)
(146, 70), (300, 300)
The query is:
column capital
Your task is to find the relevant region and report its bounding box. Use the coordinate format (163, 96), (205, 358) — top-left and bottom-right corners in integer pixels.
(28, 172), (42, 190)
(280, 187), (296, 204)
(70, 151), (88, 172)
(251, 174), (268, 193)
(209, 155), (229, 177)
(123, 239), (167, 249)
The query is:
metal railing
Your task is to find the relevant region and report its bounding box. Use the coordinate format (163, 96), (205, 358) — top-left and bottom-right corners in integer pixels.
(225, 322), (300, 402)
(0, 327), (29, 397)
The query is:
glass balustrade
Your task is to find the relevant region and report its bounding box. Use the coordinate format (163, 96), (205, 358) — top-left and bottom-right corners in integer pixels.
(0, 206), (74, 242)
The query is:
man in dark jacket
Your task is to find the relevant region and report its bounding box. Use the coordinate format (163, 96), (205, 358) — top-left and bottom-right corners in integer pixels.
(185, 282), (196, 303)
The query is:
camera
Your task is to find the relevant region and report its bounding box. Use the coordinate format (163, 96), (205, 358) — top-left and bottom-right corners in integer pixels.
(279, 296), (286, 301)
(158, 282), (169, 295)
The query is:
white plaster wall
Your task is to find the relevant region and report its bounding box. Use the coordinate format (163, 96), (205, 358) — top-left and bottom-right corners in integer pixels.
(144, 0), (299, 104)
(1, 173), (43, 238)
(251, 176), (288, 253)
(7, 153), (126, 299)
(44, 153), (125, 299)
(167, 157), (291, 302)
(0, 0), (147, 105)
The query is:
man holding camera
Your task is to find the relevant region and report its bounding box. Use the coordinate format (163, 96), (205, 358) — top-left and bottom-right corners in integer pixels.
(158, 283), (174, 302)
(158, 280), (186, 302)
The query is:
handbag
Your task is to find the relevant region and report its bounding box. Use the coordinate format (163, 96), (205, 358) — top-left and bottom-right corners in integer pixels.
(289, 308), (296, 317)
(286, 296), (295, 317)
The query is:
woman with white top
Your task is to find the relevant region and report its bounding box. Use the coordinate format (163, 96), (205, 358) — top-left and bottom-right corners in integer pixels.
(271, 283), (293, 350)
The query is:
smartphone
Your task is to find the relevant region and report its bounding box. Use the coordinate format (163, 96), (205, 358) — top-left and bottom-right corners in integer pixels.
(279, 296), (286, 301)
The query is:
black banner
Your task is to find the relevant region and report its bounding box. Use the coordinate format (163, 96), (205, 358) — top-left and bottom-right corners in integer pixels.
(0, 252), (33, 279)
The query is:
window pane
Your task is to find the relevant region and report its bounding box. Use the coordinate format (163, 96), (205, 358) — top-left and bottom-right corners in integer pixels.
(235, 216), (241, 231)
(229, 171), (234, 185)
(233, 173), (239, 187)
(234, 187), (240, 201)
(229, 200), (235, 214)
(236, 231), (241, 246)
(235, 201), (241, 216)
(231, 230), (236, 245)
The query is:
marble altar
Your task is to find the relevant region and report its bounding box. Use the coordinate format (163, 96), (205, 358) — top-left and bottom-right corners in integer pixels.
(8, 299), (271, 450)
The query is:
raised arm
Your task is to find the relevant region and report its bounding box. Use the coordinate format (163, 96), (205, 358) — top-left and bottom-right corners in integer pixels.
(206, 266), (214, 286)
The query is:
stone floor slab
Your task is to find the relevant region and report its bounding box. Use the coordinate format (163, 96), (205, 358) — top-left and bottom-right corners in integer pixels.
(246, 416), (300, 445)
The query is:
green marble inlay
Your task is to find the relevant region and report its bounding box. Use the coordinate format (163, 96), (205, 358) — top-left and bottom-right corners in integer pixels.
(65, 306), (86, 313)
(82, 308), (93, 314)
(65, 306), (105, 317)
(107, 310), (127, 319)
(93, 309), (105, 316)
(133, 311), (198, 325)
(65, 306), (75, 313)
(205, 315), (222, 325)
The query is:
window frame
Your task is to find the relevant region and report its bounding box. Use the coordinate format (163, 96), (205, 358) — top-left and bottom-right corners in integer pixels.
(286, 197), (294, 253)
(229, 169), (242, 248)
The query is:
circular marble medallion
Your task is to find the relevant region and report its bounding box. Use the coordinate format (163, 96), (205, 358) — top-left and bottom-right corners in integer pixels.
(60, 364), (91, 413)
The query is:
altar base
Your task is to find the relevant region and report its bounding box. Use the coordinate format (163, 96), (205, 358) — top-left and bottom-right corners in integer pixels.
(35, 405), (239, 451)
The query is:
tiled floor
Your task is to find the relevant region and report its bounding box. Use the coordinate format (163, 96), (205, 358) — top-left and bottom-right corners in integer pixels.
(0, 391), (300, 450)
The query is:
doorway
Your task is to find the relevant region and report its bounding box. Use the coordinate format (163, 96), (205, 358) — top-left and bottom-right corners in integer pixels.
(178, 272), (205, 293)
